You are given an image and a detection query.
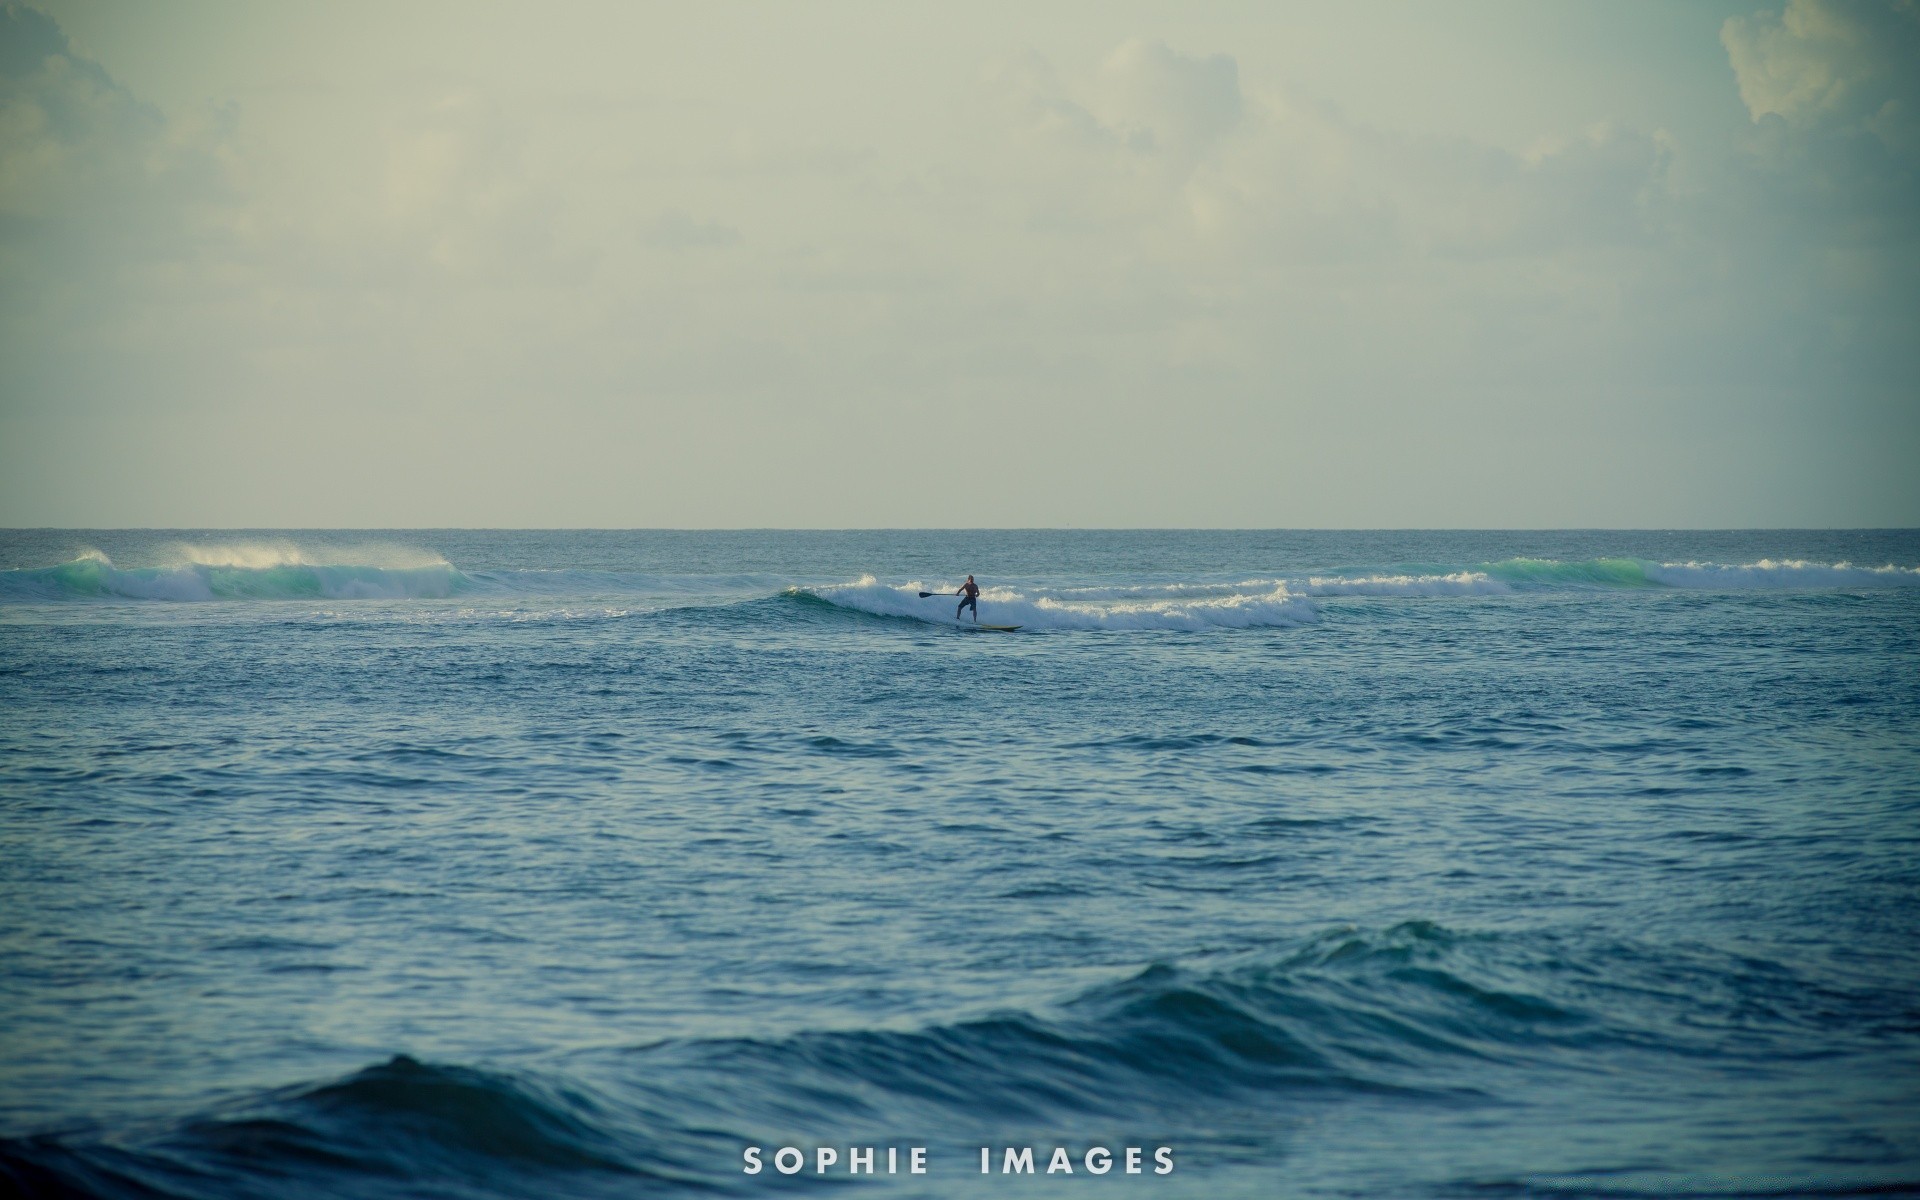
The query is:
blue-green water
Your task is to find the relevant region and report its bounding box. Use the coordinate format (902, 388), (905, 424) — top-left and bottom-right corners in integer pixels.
(2, 530), (1918, 1198)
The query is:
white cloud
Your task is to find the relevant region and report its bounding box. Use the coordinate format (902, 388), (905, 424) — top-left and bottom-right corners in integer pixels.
(1089, 38), (1242, 163)
(992, 38), (1241, 166)
(1723, 0), (1920, 154)
(0, 4), (233, 246)
(993, 45), (1673, 269)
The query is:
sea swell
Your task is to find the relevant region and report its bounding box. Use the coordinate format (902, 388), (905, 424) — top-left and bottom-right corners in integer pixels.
(8, 922), (1908, 1199)
(0, 922), (1548, 1197)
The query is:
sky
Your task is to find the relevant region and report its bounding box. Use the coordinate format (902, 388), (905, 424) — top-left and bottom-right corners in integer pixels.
(0, 0), (1915, 528)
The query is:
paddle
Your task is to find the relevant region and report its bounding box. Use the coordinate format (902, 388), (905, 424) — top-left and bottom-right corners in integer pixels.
(917, 590), (959, 598)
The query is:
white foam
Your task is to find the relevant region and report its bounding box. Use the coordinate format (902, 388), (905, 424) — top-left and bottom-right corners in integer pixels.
(1645, 559), (1920, 589)
(168, 541), (452, 570)
(1048, 579), (1287, 600)
(1047, 572), (1510, 601)
(1300, 572), (1510, 597)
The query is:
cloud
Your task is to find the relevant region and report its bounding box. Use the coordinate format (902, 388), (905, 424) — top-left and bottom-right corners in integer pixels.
(0, 3), (205, 227)
(1090, 38), (1242, 162)
(994, 43), (1672, 268)
(992, 38), (1241, 171)
(0, 1), (245, 387)
(1722, 0), (1920, 154)
(990, 51), (1108, 147)
(1715, 0), (1918, 319)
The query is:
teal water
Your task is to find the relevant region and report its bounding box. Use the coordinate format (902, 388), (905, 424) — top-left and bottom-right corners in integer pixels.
(2, 530), (1918, 1198)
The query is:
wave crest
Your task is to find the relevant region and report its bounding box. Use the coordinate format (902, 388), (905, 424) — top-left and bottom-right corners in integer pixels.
(1643, 558), (1920, 588)
(1301, 572), (1508, 596)
(1484, 557), (1920, 590)
(0, 551), (466, 601)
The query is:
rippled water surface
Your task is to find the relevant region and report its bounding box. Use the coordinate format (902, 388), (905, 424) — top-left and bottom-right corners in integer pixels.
(2, 530), (1918, 1198)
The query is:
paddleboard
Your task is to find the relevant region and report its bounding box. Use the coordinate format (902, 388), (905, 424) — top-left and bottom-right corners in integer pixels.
(963, 623), (1022, 632)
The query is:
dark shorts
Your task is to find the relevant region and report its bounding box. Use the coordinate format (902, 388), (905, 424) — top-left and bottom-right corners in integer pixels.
(958, 593), (978, 611)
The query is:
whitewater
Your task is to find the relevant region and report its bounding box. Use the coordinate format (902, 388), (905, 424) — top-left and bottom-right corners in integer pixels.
(3, 529), (1918, 1199)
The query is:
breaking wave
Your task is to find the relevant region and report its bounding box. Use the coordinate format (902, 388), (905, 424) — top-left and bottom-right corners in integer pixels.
(1300, 572), (1509, 596)
(794, 576), (1319, 630)
(1640, 558), (1920, 588)
(1484, 556), (1920, 590)
(1285, 558), (1920, 596)
(0, 548), (468, 601)
(788, 557), (1920, 631)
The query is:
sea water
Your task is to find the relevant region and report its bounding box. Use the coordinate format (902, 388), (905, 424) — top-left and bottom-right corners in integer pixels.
(1, 529), (1917, 1198)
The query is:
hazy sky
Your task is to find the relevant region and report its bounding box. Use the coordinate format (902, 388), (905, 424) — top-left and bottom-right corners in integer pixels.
(1, 0), (1915, 527)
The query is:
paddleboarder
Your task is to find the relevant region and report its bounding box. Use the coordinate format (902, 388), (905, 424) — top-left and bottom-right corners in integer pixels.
(956, 575), (980, 623)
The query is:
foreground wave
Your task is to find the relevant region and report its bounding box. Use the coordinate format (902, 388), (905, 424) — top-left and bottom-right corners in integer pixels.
(6, 922), (1910, 1199)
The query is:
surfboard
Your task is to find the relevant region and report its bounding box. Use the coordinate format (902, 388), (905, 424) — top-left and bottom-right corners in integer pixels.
(963, 623), (1022, 632)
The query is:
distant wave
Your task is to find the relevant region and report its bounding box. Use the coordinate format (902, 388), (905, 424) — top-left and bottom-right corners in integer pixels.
(0, 549), (469, 601)
(1640, 558), (1920, 589)
(1483, 556), (1920, 590)
(794, 576), (1319, 630)
(1301, 571), (1509, 596)
(788, 558), (1920, 632)
(1310, 557), (1920, 594)
(0, 548), (795, 604)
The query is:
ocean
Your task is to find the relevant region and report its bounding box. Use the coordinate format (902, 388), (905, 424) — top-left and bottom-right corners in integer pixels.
(2, 529), (1917, 1198)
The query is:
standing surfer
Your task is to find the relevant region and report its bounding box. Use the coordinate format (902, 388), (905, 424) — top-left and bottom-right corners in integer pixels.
(956, 575), (980, 623)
